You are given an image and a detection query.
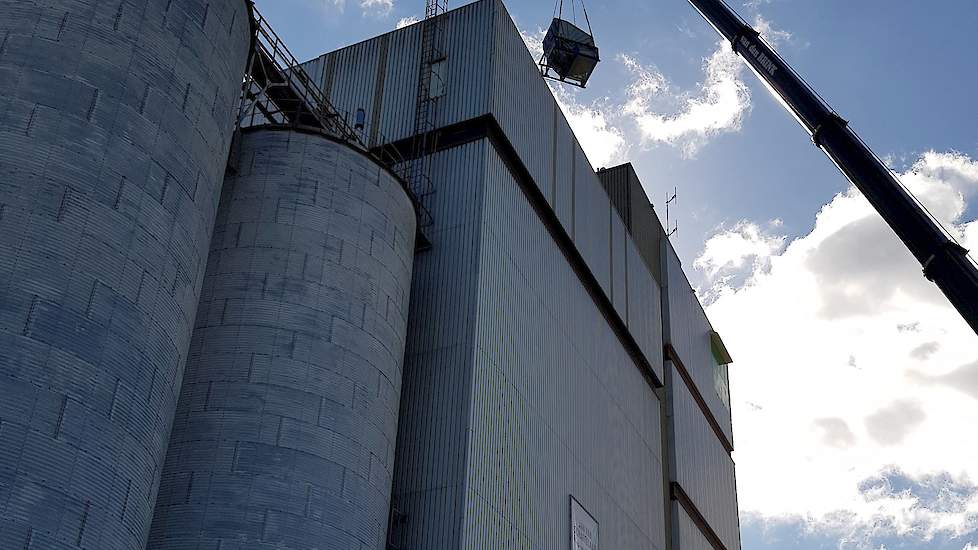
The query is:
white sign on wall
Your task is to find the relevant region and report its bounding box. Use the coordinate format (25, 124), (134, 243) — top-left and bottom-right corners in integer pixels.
(570, 496), (599, 550)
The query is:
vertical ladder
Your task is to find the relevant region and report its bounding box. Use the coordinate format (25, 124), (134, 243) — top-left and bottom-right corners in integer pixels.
(405, 0), (449, 232)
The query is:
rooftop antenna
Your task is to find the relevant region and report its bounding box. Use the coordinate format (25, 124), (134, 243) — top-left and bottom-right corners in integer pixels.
(665, 188), (678, 238)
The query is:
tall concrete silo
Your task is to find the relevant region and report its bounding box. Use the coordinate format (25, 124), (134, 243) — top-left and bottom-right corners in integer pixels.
(0, 1), (251, 548)
(148, 129), (417, 550)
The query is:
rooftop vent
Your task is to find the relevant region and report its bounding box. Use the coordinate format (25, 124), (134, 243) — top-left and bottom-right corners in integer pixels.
(539, 17), (599, 88)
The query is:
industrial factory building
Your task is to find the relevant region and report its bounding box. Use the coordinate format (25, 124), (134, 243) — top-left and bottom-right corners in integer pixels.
(0, 0), (739, 549)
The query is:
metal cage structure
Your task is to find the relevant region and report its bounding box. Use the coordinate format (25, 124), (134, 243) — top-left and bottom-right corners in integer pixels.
(538, 17), (600, 88)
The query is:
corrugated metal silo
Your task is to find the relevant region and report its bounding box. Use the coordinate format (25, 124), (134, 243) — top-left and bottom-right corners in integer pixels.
(0, 1), (251, 548)
(147, 129), (417, 550)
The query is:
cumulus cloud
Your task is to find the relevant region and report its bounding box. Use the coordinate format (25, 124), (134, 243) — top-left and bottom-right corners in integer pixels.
(520, 16), (798, 162)
(865, 400), (926, 446)
(318, 0), (347, 13)
(858, 467), (978, 515)
(911, 359), (978, 402)
(613, 14), (796, 157)
(910, 341), (941, 361)
(753, 15), (792, 47)
(552, 89), (629, 168)
(619, 43), (751, 158)
(813, 417), (857, 448)
(395, 15), (419, 28)
(694, 220), (785, 298)
(518, 24), (546, 61)
(700, 150), (978, 547)
(360, 0), (393, 16)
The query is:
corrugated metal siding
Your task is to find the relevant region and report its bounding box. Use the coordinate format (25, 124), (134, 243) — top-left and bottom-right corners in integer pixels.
(663, 245), (733, 440)
(675, 506), (715, 550)
(598, 165), (632, 227)
(317, 35), (384, 133)
(458, 142), (665, 550)
(597, 163), (664, 288)
(489, 0), (556, 194)
(670, 361), (741, 549)
(303, 0), (495, 146)
(148, 130), (417, 550)
(304, 0), (671, 386)
(611, 205), (628, 320)
(572, 156), (612, 295)
(376, 26), (423, 144)
(552, 109), (575, 233)
(0, 1), (251, 548)
(389, 140), (489, 550)
(485, 2), (668, 383)
(626, 238), (663, 380)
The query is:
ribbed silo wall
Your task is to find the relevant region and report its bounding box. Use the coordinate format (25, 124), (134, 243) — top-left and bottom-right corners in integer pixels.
(0, 1), (250, 549)
(148, 129), (417, 550)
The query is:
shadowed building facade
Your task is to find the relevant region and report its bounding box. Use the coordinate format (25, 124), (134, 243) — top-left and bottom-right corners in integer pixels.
(0, 0), (740, 549)
(304, 1), (741, 548)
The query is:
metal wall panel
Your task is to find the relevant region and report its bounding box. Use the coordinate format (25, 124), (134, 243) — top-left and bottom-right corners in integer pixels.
(552, 109), (576, 234)
(0, 1), (250, 548)
(670, 361), (741, 549)
(305, 0), (495, 146)
(147, 130), (417, 550)
(572, 151), (612, 296)
(626, 238), (663, 380)
(388, 140), (489, 550)
(456, 142), (665, 550)
(597, 163), (664, 288)
(489, 0), (557, 195)
(675, 506), (715, 550)
(611, 204), (628, 320)
(303, 0), (669, 387)
(663, 245), (733, 440)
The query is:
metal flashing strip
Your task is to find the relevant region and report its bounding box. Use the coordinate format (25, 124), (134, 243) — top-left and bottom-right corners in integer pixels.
(665, 343), (734, 453)
(376, 114), (664, 390)
(671, 482), (728, 550)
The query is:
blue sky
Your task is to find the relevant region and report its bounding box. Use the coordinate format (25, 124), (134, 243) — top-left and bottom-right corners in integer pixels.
(252, 1), (978, 548)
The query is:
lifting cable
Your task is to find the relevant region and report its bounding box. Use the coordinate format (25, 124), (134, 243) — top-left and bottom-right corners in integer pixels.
(553, 0), (594, 35)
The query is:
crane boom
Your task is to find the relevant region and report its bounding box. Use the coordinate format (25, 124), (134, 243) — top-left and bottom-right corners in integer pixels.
(687, 0), (978, 335)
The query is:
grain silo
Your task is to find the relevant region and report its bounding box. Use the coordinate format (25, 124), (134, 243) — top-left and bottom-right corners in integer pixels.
(0, 1), (251, 548)
(147, 128), (417, 549)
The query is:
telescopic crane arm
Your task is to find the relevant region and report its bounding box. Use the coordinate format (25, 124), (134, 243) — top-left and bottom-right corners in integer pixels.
(687, 0), (978, 335)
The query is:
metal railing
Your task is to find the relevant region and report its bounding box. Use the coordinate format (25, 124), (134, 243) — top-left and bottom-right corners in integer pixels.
(234, 4), (434, 245)
(238, 5), (410, 180)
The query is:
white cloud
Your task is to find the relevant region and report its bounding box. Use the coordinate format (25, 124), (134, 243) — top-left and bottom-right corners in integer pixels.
(552, 89), (629, 168)
(619, 42), (751, 158)
(518, 25), (546, 61)
(519, 17), (796, 163)
(360, 0), (393, 17)
(694, 220), (785, 294)
(395, 15), (419, 28)
(700, 151), (978, 546)
(753, 14), (792, 47)
(317, 0), (347, 13)
(744, 0), (772, 10)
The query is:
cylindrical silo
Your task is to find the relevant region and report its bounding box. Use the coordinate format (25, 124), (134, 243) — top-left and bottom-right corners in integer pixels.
(148, 129), (417, 550)
(0, 1), (251, 548)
